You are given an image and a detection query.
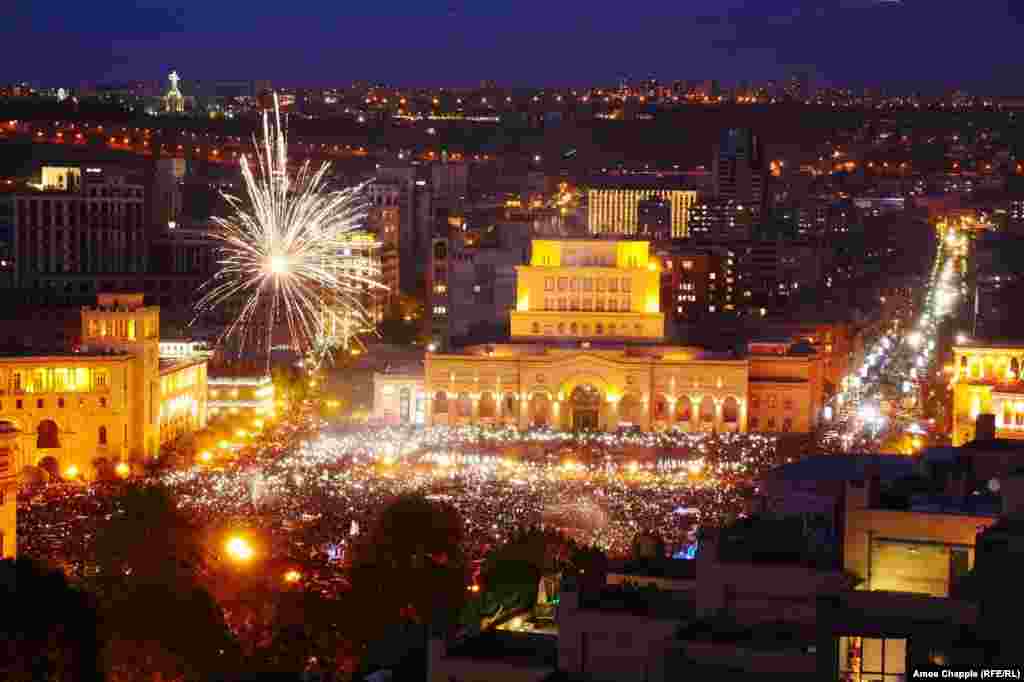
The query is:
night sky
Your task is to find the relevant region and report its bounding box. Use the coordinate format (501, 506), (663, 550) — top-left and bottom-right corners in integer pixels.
(7, 1), (1024, 91)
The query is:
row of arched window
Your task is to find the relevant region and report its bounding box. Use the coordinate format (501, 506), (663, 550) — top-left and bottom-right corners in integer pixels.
(959, 354), (1022, 381)
(432, 392), (742, 423)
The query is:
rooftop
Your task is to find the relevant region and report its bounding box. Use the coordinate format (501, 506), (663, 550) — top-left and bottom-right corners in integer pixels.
(159, 356), (207, 374)
(578, 585), (696, 620)
(0, 349), (132, 360)
(444, 632), (556, 668)
(764, 454), (917, 483)
(607, 557), (697, 581)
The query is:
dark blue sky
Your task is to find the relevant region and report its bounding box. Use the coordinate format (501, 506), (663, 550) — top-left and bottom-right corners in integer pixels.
(7, 1), (1024, 91)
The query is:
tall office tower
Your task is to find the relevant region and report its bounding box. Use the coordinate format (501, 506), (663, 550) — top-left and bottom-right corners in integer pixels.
(713, 128), (766, 210)
(587, 177), (696, 239)
(3, 165), (148, 286)
(371, 167), (421, 294)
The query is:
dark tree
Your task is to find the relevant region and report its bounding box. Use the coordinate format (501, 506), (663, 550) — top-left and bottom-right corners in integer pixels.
(90, 484), (240, 681)
(0, 558), (103, 682)
(350, 495), (467, 642)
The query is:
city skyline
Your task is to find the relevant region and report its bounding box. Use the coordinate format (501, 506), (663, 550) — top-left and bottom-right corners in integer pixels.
(5, 1), (1024, 92)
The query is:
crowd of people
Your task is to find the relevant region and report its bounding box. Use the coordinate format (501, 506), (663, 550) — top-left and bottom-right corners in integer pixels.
(19, 421), (791, 594)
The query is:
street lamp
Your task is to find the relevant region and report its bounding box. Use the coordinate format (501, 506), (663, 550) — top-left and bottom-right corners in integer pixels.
(225, 536), (254, 563)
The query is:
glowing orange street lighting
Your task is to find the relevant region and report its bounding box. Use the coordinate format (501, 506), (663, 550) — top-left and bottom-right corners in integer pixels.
(283, 570), (302, 583)
(115, 462), (130, 478)
(64, 464), (80, 479)
(199, 451), (213, 463)
(225, 536), (254, 563)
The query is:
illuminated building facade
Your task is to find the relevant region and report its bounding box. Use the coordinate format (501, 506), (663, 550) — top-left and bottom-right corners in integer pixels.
(951, 342), (1024, 446)
(587, 182), (697, 239)
(397, 239), (823, 434)
(510, 240), (665, 341)
(207, 372), (275, 420)
(1, 424), (15, 557)
(0, 293), (208, 481)
(372, 367), (428, 426)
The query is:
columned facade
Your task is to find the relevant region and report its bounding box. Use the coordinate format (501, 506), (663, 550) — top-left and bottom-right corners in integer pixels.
(423, 346), (749, 433)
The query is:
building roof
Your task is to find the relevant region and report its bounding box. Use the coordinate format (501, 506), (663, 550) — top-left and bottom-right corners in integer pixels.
(159, 356), (207, 375)
(444, 632), (556, 668)
(608, 557), (697, 581)
(764, 454), (916, 483)
(0, 350), (132, 361)
(578, 585), (696, 620)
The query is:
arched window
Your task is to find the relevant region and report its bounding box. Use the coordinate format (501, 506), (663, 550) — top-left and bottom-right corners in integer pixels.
(558, 322), (566, 335)
(570, 322), (578, 335)
(609, 323), (617, 336)
(504, 393), (519, 417)
(676, 397), (693, 423)
(595, 323), (604, 335)
(782, 417), (793, 433)
(1012, 358), (1020, 378)
(433, 242), (447, 261)
(457, 393), (472, 417)
(36, 420), (60, 449)
(700, 397), (716, 422)
(479, 392), (496, 418)
(654, 397), (668, 419)
(98, 425), (107, 445)
(434, 391), (449, 414)
(722, 397), (739, 423)
(532, 322), (540, 334)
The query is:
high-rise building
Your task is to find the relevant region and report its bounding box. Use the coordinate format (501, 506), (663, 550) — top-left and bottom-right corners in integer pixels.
(428, 224), (531, 351)
(2, 166), (148, 286)
(366, 205), (400, 309)
(656, 245), (732, 324)
(688, 198), (759, 242)
(636, 198), (672, 241)
(713, 129), (766, 209)
(587, 177), (697, 239)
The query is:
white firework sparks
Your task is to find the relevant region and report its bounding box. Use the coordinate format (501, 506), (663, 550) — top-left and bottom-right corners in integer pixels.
(195, 93), (385, 363)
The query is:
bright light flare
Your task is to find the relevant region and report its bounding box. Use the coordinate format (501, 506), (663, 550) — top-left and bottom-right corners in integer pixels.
(225, 536), (255, 563)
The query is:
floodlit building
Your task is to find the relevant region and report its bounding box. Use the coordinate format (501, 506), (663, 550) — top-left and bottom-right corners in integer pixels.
(395, 239), (823, 433)
(951, 342), (1024, 445)
(207, 371), (275, 420)
(0, 293), (208, 482)
(587, 178), (697, 239)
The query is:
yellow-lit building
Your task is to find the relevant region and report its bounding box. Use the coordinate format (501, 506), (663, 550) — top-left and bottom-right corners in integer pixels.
(511, 240), (665, 341)
(587, 185), (697, 239)
(1, 433), (14, 557)
(951, 342), (1024, 445)
(208, 373), (275, 420)
(0, 293), (208, 486)
(403, 239), (824, 434)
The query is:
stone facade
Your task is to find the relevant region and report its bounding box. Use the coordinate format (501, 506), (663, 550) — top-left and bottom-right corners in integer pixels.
(951, 343), (1024, 446)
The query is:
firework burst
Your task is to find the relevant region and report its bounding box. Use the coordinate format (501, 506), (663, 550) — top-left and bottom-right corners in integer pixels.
(194, 94), (384, 363)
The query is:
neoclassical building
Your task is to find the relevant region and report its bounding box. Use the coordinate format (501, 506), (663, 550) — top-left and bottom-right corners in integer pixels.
(951, 342), (1024, 446)
(0, 293), (208, 483)
(374, 239), (823, 434)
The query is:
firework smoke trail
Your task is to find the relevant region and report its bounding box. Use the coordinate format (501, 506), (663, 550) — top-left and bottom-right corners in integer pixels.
(194, 93), (385, 364)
